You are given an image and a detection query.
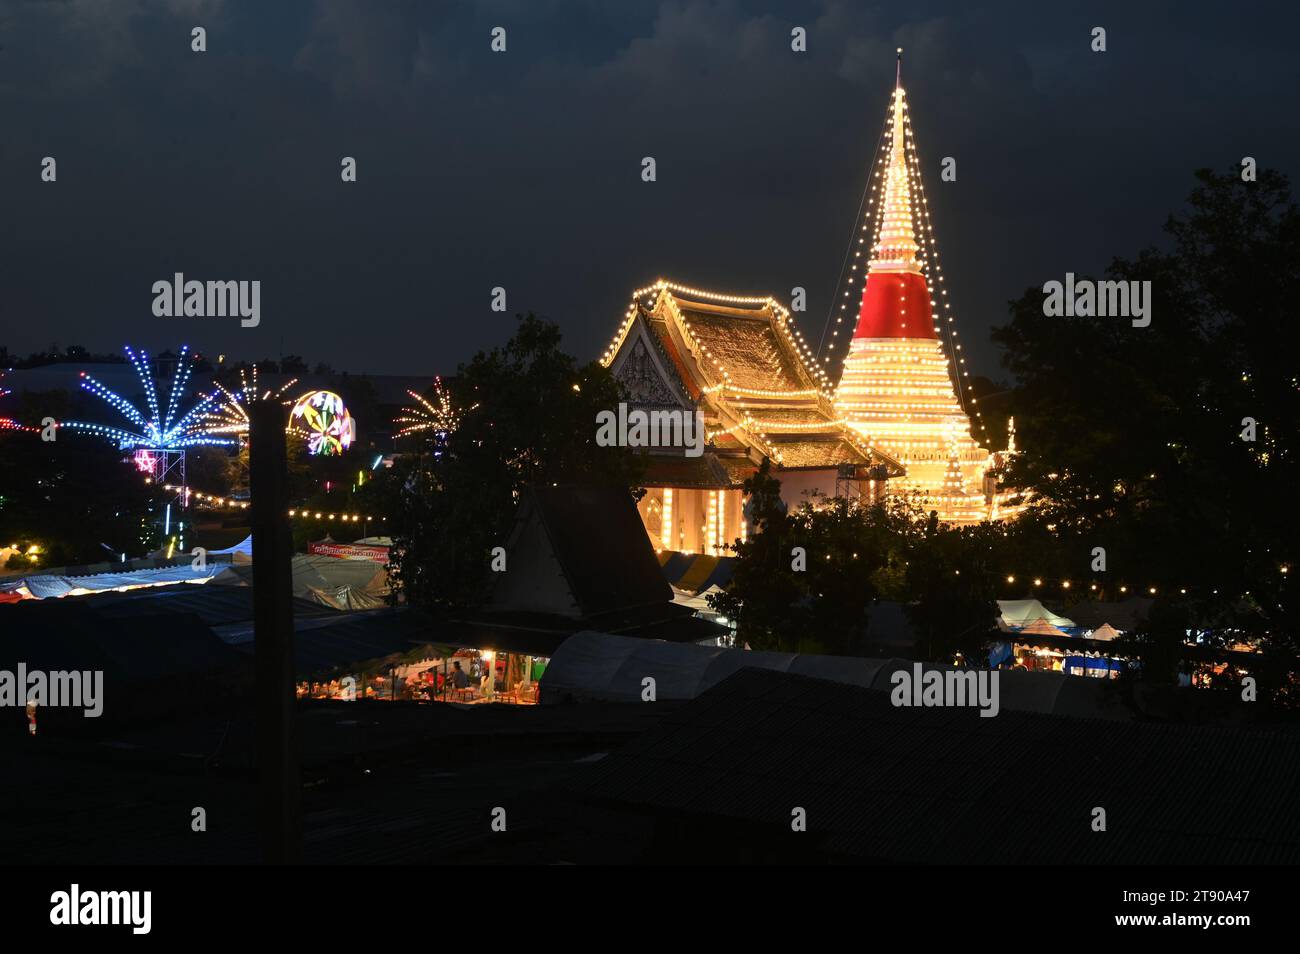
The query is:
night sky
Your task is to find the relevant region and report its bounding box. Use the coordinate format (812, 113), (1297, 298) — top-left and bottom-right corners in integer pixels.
(3, 0), (1297, 379)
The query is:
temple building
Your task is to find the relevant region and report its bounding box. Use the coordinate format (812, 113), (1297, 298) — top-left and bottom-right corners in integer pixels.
(605, 58), (1020, 551)
(831, 58), (1019, 525)
(602, 281), (904, 554)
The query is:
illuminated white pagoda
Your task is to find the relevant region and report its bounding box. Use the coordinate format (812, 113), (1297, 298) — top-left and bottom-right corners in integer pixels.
(833, 53), (1016, 524)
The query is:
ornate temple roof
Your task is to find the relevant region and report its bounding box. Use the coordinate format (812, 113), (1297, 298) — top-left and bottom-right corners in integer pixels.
(740, 407), (836, 427)
(603, 281), (903, 488)
(673, 305), (821, 393)
(764, 437), (873, 469)
(637, 454), (734, 490)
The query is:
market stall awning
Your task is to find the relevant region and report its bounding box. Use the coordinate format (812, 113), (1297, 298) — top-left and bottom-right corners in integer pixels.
(658, 551), (735, 594)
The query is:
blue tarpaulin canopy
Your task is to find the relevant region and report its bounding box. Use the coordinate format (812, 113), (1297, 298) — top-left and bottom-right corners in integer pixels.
(1063, 655), (1126, 676)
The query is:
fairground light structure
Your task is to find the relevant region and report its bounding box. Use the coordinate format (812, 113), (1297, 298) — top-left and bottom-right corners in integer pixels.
(393, 377), (471, 454)
(60, 345), (238, 549)
(204, 378), (356, 455)
(1, 374), (36, 433)
(822, 52), (1021, 524)
(199, 364), (299, 439)
(289, 389), (356, 456)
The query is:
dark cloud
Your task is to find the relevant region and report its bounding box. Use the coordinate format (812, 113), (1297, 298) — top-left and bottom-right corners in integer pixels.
(1, 1), (1297, 377)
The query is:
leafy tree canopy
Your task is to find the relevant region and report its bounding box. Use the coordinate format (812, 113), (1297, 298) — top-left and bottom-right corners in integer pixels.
(993, 167), (1298, 654)
(387, 314), (643, 612)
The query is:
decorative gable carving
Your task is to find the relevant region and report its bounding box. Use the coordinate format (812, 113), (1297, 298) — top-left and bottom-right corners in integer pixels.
(613, 332), (686, 408)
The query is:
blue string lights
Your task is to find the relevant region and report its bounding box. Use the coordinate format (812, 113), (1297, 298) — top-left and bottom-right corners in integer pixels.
(60, 345), (239, 451)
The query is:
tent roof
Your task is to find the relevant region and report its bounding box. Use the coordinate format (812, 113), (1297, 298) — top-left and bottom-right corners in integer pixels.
(215, 607), (450, 678)
(997, 598), (1075, 629)
(540, 631), (1138, 720)
(0, 563), (227, 600)
(446, 602), (724, 658)
(82, 580), (337, 627)
(211, 554), (389, 609)
(210, 535), (253, 556)
(1019, 618), (1070, 637)
(4, 581), (441, 681)
(1063, 598), (1154, 631)
(657, 551), (736, 594)
(670, 586), (716, 612)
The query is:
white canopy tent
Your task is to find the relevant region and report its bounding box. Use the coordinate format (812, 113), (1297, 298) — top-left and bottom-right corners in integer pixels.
(997, 599), (1075, 630)
(1018, 618), (1070, 638)
(540, 631), (888, 704)
(671, 583), (725, 614)
(540, 632), (1143, 720)
(209, 535), (253, 562)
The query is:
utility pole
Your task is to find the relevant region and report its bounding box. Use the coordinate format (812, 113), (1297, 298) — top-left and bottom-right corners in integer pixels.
(250, 400), (301, 863)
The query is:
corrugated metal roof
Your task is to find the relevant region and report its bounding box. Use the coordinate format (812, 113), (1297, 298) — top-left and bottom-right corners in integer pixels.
(74, 580), (336, 626)
(220, 607), (449, 678)
(572, 667), (1300, 863)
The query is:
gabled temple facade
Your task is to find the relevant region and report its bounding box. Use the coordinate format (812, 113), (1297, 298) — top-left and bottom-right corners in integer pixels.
(832, 61), (1020, 525)
(602, 281), (904, 554)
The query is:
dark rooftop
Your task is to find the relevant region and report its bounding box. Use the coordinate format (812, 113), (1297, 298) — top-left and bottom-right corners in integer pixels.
(568, 667), (1300, 864)
(501, 483), (672, 617)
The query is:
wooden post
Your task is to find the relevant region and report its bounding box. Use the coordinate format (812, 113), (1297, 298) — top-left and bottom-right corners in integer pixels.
(250, 400), (301, 863)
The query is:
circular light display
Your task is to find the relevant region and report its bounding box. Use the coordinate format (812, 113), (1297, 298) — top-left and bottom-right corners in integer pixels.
(290, 390), (356, 456)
